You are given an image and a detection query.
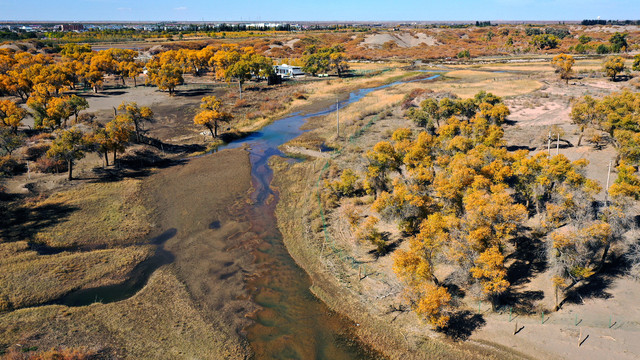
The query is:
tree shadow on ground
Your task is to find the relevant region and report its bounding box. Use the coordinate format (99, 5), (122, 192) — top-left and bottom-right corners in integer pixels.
(0, 200), (78, 243)
(141, 136), (207, 155)
(563, 253), (629, 306)
(507, 235), (548, 287)
(441, 310), (486, 340)
(368, 232), (401, 258)
(499, 235), (547, 312)
(500, 289), (545, 314)
(92, 148), (188, 182)
(506, 145), (536, 152)
(175, 88), (217, 97)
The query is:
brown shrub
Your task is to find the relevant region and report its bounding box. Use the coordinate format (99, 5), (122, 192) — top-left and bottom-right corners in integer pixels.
(259, 101), (285, 113)
(0, 156), (24, 177)
(233, 99), (249, 109)
(24, 143), (50, 161)
(246, 111), (264, 120)
(27, 133), (54, 142)
(34, 157), (67, 174)
(293, 91), (307, 100)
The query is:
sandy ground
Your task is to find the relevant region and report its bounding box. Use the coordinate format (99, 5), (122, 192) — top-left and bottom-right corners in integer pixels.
(361, 32), (439, 48)
(473, 276), (640, 360)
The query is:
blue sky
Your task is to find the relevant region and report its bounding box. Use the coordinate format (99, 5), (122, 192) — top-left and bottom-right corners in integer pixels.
(0, 0), (637, 21)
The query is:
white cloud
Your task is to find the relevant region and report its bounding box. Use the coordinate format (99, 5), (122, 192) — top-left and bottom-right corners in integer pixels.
(174, 6), (187, 10)
(117, 7), (132, 11)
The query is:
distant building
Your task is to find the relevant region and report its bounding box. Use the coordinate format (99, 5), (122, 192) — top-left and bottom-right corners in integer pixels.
(61, 24), (85, 32)
(274, 64), (304, 78)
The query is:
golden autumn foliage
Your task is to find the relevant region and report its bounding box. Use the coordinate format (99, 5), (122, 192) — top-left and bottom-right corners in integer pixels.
(117, 101), (153, 142)
(326, 168), (360, 197)
(571, 90), (640, 163)
(470, 246), (509, 298)
(413, 283), (452, 329)
(355, 216), (386, 254)
(193, 95), (233, 138)
(0, 99), (26, 132)
(603, 56), (625, 81)
(339, 89), (633, 321)
(609, 161), (640, 201)
(551, 53), (575, 84)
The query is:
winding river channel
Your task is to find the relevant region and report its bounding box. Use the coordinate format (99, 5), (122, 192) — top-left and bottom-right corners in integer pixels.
(55, 73), (440, 358)
(219, 74), (440, 359)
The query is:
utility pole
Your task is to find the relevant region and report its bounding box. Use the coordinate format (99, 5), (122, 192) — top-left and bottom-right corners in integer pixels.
(605, 160), (612, 207)
(336, 97), (340, 138)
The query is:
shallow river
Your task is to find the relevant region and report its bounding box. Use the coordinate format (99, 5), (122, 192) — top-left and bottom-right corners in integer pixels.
(219, 74), (440, 359)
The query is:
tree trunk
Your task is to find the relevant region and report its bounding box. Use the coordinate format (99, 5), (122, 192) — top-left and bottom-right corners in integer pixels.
(432, 274), (440, 286)
(133, 77), (137, 87)
(599, 242), (611, 270)
(577, 127), (584, 146)
(74, 112), (79, 124)
(209, 126), (215, 139)
(214, 121), (219, 137)
(104, 152), (109, 167)
(68, 160), (73, 181)
(134, 121), (141, 143)
(238, 80), (243, 99)
(113, 150), (117, 165)
(93, 85), (98, 93)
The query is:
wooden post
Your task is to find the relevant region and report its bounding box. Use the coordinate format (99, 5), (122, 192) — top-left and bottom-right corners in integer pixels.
(336, 97), (340, 138)
(578, 328), (582, 347)
(514, 321), (517, 335)
(541, 311), (544, 324)
(547, 131), (551, 155)
(605, 160), (612, 207)
(556, 132), (560, 155)
(509, 306), (512, 322)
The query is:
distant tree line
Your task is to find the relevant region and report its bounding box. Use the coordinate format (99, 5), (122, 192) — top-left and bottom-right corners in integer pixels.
(581, 19), (640, 26)
(525, 27), (571, 39)
(475, 21), (492, 27)
(0, 30), (38, 41)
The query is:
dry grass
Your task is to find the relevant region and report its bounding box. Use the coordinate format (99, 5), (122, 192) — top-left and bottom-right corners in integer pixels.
(29, 180), (151, 249)
(448, 58), (635, 74)
(0, 243), (152, 311)
(397, 70), (542, 99)
(0, 268), (247, 359)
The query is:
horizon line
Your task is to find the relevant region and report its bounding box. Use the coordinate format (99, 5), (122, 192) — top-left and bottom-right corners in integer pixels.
(1, 19), (617, 24)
